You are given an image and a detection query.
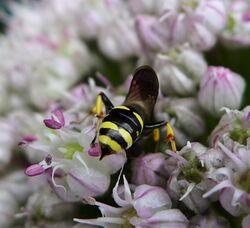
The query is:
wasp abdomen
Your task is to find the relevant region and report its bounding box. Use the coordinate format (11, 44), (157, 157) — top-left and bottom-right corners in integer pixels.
(98, 106), (144, 157)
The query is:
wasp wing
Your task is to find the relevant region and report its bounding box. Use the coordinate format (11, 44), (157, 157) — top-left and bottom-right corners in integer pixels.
(123, 65), (159, 122)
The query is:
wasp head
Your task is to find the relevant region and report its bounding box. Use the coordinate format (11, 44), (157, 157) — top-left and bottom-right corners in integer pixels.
(99, 143), (114, 160)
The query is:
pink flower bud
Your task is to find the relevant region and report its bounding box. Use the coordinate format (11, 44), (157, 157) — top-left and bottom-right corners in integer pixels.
(154, 52), (205, 96)
(187, 20), (217, 51)
(25, 164), (45, 177)
(196, 0), (227, 34)
(135, 15), (169, 52)
(133, 185), (172, 218)
(131, 153), (167, 187)
(198, 66), (246, 117)
(97, 19), (140, 60)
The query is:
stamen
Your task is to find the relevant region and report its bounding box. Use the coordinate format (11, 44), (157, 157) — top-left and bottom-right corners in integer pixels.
(75, 152), (90, 175)
(179, 182), (195, 201)
(232, 189), (244, 207)
(123, 175), (133, 203)
(218, 142), (246, 171)
(203, 180), (232, 198)
(113, 166), (131, 207)
(52, 164), (66, 193)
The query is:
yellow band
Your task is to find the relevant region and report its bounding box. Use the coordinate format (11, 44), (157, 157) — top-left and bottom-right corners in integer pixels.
(99, 135), (122, 153)
(133, 112), (144, 131)
(100, 121), (133, 149)
(113, 105), (130, 111)
(100, 121), (118, 131)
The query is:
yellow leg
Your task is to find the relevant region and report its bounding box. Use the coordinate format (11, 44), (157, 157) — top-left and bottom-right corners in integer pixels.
(153, 128), (160, 152)
(90, 94), (104, 118)
(153, 124), (176, 152)
(166, 123), (176, 152)
(90, 94), (105, 145)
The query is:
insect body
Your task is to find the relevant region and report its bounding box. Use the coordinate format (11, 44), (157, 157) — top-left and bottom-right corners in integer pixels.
(99, 105), (144, 159)
(95, 65), (171, 159)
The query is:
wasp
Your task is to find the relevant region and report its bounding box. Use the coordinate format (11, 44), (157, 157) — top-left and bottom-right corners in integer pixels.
(92, 65), (176, 160)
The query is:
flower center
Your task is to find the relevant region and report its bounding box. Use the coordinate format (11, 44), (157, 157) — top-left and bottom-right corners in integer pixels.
(226, 14), (235, 31)
(63, 143), (84, 159)
(238, 169), (250, 192)
(182, 153), (206, 183)
(121, 208), (137, 228)
(181, 0), (198, 11)
(230, 117), (250, 145)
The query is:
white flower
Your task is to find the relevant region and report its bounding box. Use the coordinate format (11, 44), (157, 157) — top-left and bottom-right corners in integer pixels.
(155, 97), (205, 146)
(98, 18), (140, 60)
(154, 46), (207, 96)
(220, 0), (250, 48)
(24, 188), (76, 226)
(24, 108), (126, 201)
(198, 66), (246, 117)
(0, 188), (18, 227)
(74, 174), (188, 227)
(0, 170), (31, 203)
(155, 0), (228, 50)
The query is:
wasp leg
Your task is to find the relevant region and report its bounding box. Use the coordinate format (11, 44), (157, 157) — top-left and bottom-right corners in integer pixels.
(165, 122), (176, 152)
(90, 92), (114, 155)
(144, 120), (167, 130)
(153, 128), (160, 152)
(99, 92), (114, 113)
(144, 121), (176, 152)
(90, 134), (97, 146)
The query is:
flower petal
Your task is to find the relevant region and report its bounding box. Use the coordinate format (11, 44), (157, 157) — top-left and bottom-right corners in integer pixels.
(44, 119), (62, 129)
(52, 108), (65, 126)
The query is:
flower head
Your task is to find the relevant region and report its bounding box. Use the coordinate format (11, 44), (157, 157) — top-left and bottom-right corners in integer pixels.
(198, 66), (246, 117)
(220, 0), (250, 48)
(131, 153), (168, 187)
(209, 106), (250, 147)
(74, 173), (188, 227)
(154, 46), (207, 96)
(156, 97), (205, 146)
(189, 211), (229, 228)
(23, 86), (126, 201)
(166, 142), (217, 213)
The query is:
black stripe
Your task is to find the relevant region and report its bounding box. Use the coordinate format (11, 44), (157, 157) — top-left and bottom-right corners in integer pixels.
(108, 108), (142, 131)
(103, 115), (138, 141)
(99, 128), (127, 149)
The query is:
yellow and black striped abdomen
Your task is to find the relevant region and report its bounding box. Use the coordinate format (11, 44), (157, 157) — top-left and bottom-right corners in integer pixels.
(98, 106), (144, 156)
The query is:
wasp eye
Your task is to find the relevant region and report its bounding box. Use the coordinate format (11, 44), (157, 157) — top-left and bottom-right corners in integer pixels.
(99, 144), (113, 160)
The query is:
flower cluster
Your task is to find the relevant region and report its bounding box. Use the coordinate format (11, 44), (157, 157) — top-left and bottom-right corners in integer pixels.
(0, 0), (250, 227)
